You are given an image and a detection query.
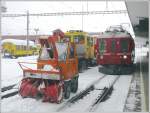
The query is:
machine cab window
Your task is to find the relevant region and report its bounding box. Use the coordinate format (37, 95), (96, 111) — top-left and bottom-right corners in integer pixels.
(55, 42), (67, 61)
(64, 35), (71, 42)
(69, 44), (74, 58)
(39, 42), (54, 59)
(73, 35), (84, 44)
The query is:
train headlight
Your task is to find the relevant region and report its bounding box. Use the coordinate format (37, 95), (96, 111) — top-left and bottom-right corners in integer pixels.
(123, 55), (127, 59)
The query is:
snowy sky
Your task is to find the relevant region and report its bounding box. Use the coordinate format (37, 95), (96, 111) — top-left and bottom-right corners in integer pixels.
(2, 1), (134, 35)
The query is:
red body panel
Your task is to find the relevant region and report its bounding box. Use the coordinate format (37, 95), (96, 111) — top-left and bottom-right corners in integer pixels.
(97, 53), (132, 65)
(19, 79), (39, 98)
(96, 37), (135, 65)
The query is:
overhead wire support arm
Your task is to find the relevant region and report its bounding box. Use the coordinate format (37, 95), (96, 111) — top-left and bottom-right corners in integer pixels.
(2, 10), (127, 17)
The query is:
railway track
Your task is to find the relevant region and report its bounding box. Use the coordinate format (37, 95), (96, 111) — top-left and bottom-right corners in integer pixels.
(57, 75), (120, 112)
(1, 84), (19, 99)
(88, 75), (120, 112)
(1, 74), (103, 100)
(1, 84), (17, 92)
(2, 74), (120, 112)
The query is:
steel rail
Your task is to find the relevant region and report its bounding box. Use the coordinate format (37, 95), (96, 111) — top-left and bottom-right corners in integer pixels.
(89, 75), (120, 112)
(1, 84), (17, 92)
(1, 91), (19, 99)
(56, 74), (107, 111)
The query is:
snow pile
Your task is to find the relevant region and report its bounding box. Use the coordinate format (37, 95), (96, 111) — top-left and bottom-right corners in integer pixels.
(43, 65), (53, 70)
(1, 39), (35, 46)
(1, 65), (133, 112)
(1, 55), (38, 87)
(43, 65), (59, 72)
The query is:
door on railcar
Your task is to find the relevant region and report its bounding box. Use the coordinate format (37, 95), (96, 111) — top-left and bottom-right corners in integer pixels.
(109, 38), (118, 64)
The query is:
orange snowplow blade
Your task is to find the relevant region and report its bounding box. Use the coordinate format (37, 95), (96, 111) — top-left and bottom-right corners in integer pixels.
(18, 62), (61, 80)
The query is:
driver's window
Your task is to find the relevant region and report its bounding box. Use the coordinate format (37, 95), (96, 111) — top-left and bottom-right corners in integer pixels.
(69, 45), (74, 58)
(39, 42), (54, 59)
(47, 43), (54, 59)
(56, 43), (67, 61)
(40, 45), (50, 59)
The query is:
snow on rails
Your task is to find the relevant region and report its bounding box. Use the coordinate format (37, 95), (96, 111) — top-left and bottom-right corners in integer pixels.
(1, 72), (120, 112)
(57, 75), (120, 112)
(1, 84), (18, 99)
(1, 66), (132, 112)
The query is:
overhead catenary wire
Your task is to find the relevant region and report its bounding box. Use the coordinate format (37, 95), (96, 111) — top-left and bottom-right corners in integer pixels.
(2, 10), (127, 17)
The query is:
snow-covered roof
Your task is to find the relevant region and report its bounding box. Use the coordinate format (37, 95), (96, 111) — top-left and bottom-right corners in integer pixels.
(98, 31), (131, 39)
(1, 39), (35, 46)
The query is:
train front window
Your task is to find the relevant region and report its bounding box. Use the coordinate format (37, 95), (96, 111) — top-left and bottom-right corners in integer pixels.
(73, 35), (84, 44)
(99, 39), (106, 55)
(111, 40), (116, 53)
(120, 39), (128, 52)
(64, 35), (71, 42)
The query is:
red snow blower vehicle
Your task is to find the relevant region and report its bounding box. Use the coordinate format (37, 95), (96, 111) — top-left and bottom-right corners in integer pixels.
(18, 29), (79, 103)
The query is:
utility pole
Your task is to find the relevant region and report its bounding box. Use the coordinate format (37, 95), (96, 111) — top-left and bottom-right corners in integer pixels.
(26, 10), (29, 50)
(106, 0), (108, 11)
(87, 1), (88, 12)
(82, 2), (84, 31)
(34, 28), (39, 44)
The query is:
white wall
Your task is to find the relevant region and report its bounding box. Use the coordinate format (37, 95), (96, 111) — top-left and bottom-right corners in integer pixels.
(125, 1), (148, 26)
(1, 0), (7, 12)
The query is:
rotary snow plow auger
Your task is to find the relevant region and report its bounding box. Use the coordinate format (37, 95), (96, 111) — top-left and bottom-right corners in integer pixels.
(18, 29), (79, 103)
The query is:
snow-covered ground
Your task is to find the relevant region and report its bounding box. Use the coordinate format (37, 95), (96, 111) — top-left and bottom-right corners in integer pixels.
(134, 37), (149, 57)
(1, 55), (38, 87)
(1, 55), (132, 112)
(1, 37), (148, 112)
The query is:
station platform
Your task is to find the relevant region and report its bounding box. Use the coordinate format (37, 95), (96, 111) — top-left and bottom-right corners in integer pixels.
(140, 55), (149, 111)
(131, 36), (149, 112)
(135, 50), (149, 112)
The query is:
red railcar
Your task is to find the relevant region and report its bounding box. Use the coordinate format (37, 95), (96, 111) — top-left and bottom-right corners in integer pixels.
(96, 26), (135, 74)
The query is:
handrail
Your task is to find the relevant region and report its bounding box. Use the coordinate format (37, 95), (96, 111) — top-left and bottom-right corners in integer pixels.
(18, 62), (34, 70)
(18, 61), (59, 73)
